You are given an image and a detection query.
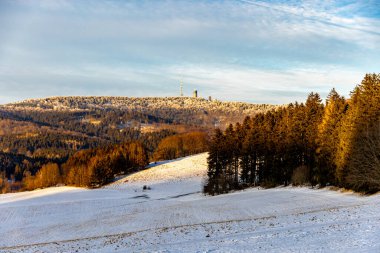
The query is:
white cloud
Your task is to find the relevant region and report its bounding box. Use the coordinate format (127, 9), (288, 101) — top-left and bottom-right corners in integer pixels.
(0, 0), (378, 104)
(0, 62), (364, 104)
(164, 64), (364, 103)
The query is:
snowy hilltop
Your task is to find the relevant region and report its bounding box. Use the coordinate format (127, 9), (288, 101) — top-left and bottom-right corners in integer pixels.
(4, 96), (276, 114)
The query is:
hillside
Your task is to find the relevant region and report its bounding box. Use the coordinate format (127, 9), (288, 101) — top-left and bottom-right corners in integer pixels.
(4, 96), (275, 113)
(1, 96), (277, 129)
(0, 96), (278, 188)
(1, 153), (380, 252)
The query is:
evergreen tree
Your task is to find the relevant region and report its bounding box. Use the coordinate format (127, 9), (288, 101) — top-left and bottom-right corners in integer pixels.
(225, 124), (239, 188)
(340, 74), (380, 192)
(316, 88), (347, 186)
(204, 129), (225, 195)
(304, 92), (324, 184)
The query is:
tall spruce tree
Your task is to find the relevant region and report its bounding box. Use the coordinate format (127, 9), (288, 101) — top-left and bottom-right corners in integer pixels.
(304, 93), (324, 184)
(340, 74), (380, 192)
(316, 88), (347, 186)
(205, 129), (225, 195)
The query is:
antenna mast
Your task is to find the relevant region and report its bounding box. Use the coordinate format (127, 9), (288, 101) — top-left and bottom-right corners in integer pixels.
(180, 79), (184, 97)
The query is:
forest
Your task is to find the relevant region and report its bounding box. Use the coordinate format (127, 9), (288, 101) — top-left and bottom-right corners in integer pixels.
(0, 129), (208, 193)
(1, 74), (378, 194)
(204, 73), (380, 195)
(22, 142), (148, 190)
(0, 96), (271, 193)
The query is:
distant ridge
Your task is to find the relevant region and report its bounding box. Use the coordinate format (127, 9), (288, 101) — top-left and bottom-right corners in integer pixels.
(3, 96), (278, 116)
(0, 96), (282, 140)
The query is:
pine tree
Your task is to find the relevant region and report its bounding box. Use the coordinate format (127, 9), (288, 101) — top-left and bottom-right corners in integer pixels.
(282, 104), (301, 185)
(240, 117), (251, 184)
(316, 89), (347, 186)
(340, 74), (380, 192)
(304, 92), (324, 185)
(204, 129), (225, 195)
(253, 113), (266, 185)
(225, 124), (239, 189)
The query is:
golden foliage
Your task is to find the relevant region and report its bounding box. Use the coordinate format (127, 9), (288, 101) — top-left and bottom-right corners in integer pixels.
(153, 132), (208, 161)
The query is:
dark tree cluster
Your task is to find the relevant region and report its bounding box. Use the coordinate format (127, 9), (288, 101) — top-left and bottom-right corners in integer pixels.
(0, 109), (144, 142)
(0, 152), (55, 179)
(0, 131), (110, 159)
(0, 152), (59, 193)
(205, 74), (380, 195)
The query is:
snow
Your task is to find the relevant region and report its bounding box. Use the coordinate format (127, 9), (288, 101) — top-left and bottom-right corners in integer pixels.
(1, 152), (380, 252)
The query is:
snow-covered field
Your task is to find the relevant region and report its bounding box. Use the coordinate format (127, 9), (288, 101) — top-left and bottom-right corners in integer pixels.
(1, 153), (379, 253)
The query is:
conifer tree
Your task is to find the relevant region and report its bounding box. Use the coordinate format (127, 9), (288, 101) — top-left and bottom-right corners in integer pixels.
(316, 88), (347, 186)
(304, 92), (324, 184)
(205, 129), (225, 195)
(225, 124), (239, 188)
(340, 74), (380, 192)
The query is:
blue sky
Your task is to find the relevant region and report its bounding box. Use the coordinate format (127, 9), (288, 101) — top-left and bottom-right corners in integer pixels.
(0, 0), (379, 104)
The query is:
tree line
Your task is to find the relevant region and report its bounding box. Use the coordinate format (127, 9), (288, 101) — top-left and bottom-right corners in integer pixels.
(153, 132), (208, 161)
(22, 142), (148, 190)
(205, 74), (380, 195)
(0, 127), (175, 189)
(1, 130), (208, 193)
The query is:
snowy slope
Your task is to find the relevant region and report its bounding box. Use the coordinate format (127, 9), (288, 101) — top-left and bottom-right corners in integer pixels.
(0, 153), (380, 253)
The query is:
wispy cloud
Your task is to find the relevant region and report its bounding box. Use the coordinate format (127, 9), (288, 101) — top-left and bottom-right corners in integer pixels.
(0, 0), (378, 104)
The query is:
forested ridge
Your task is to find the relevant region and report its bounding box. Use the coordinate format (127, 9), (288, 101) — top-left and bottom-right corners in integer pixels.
(2, 97), (276, 131)
(2, 97), (247, 193)
(205, 74), (380, 195)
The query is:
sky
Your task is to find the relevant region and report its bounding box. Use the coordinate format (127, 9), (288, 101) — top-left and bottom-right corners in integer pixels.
(0, 0), (379, 104)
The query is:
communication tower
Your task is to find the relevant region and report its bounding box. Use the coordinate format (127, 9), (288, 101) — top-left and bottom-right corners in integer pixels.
(180, 80), (184, 97)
